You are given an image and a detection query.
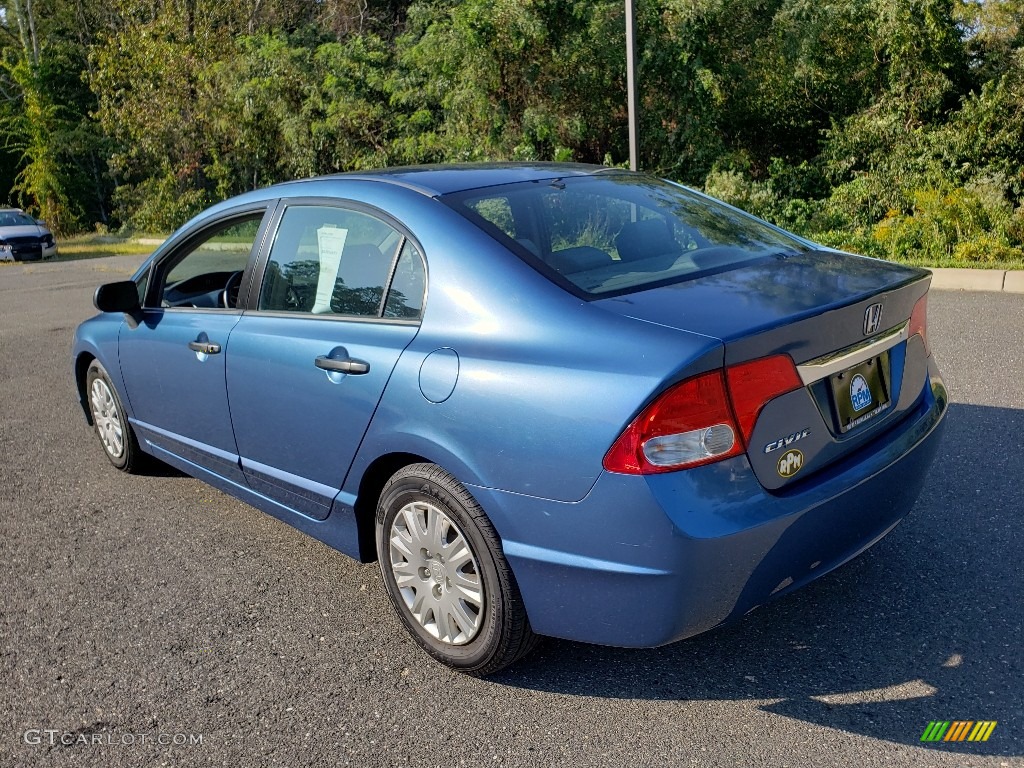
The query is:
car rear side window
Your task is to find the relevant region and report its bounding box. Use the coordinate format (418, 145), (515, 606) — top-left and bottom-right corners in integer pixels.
(259, 205), (424, 319)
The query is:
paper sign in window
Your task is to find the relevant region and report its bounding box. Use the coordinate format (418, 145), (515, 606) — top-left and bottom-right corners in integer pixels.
(312, 226), (348, 313)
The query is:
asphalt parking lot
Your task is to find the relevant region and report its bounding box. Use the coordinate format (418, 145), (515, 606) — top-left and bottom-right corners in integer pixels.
(1, 256), (1022, 767)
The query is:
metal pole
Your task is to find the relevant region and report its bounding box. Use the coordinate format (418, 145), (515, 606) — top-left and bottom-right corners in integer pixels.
(625, 0), (639, 171)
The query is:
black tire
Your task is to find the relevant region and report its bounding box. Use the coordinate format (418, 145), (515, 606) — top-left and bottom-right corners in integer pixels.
(85, 360), (145, 473)
(376, 463), (539, 675)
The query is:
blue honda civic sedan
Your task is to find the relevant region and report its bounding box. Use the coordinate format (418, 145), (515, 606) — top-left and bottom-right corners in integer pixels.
(72, 164), (947, 674)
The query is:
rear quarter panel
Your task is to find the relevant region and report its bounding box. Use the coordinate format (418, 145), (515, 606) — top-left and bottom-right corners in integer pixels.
(343, 193), (724, 503)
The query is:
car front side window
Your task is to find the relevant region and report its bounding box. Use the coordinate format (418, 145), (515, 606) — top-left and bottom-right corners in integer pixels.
(156, 216), (264, 310)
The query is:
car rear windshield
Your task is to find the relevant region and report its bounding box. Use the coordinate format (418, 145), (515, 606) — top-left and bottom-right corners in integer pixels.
(443, 173), (809, 297)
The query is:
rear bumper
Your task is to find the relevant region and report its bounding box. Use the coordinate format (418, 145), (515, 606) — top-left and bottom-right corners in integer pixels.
(471, 361), (947, 647)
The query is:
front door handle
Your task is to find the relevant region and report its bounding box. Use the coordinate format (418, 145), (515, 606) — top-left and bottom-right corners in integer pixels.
(188, 340), (221, 355)
(315, 355), (370, 375)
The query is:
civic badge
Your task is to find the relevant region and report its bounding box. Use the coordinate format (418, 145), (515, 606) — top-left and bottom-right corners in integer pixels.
(777, 449), (804, 478)
(850, 374), (873, 412)
(863, 303), (882, 336)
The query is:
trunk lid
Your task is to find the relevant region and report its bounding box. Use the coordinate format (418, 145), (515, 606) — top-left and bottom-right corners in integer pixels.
(595, 249), (933, 490)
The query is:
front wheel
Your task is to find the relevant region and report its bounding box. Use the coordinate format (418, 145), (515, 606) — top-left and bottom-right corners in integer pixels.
(376, 463), (538, 675)
(86, 360), (144, 472)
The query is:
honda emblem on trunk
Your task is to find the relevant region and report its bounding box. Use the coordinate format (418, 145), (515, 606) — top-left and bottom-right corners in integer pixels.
(864, 303), (882, 336)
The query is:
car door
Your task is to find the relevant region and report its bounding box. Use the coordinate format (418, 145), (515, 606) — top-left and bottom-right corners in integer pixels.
(226, 201), (426, 520)
(117, 206), (274, 484)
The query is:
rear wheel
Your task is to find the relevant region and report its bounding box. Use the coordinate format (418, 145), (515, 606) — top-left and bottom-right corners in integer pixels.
(86, 360), (144, 472)
(376, 463), (538, 675)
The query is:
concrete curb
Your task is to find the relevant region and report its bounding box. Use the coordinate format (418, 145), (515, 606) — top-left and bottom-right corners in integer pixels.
(1003, 271), (1024, 293)
(930, 268), (1024, 293)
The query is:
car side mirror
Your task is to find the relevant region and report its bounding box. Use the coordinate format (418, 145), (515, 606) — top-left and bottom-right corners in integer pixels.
(35, 219), (46, 227)
(94, 281), (141, 314)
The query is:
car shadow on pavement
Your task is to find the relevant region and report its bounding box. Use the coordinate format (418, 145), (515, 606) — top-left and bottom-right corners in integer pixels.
(493, 403), (1023, 757)
(136, 459), (188, 478)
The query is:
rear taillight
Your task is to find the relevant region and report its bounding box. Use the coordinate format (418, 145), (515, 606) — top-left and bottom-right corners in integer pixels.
(909, 292), (929, 354)
(725, 354), (803, 444)
(603, 354), (802, 475)
(602, 370), (743, 474)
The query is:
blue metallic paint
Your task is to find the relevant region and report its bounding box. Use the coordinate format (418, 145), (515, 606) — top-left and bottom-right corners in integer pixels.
(594, 250), (928, 361)
(225, 315), (419, 519)
(418, 348), (460, 404)
(72, 165), (948, 650)
(72, 316), (126, 421)
(117, 310), (246, 484)
(471, 364), (946, 646)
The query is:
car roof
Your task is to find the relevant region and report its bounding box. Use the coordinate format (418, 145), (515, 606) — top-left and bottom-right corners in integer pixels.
(279, 162), (616, 197)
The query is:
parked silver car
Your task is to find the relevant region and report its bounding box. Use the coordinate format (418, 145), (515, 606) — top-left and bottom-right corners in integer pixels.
(0, 209), (58, 261)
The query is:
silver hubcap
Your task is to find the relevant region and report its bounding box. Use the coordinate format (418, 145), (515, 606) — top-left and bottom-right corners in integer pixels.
(89, 378), (124, 459)
(388, 501), (484, 645)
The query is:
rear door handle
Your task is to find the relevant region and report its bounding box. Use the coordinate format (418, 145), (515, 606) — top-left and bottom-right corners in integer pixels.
(188, 341), (221, 354)
(315, 355), (370, 375)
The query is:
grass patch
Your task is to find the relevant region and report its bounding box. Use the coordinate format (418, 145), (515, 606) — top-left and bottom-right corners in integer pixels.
(809, 228), (1024, 270)
(56, 233), (166, 262)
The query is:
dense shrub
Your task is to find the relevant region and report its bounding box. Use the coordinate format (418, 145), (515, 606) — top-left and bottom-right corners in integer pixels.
(0, 0), (1021, 266)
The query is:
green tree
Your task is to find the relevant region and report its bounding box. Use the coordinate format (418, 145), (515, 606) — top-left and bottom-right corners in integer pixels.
(1, 0), (107, 231)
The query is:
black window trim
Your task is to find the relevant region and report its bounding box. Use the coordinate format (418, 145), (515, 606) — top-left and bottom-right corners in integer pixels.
(376, 234), (407, 318)
(245, 196), (427, 323)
